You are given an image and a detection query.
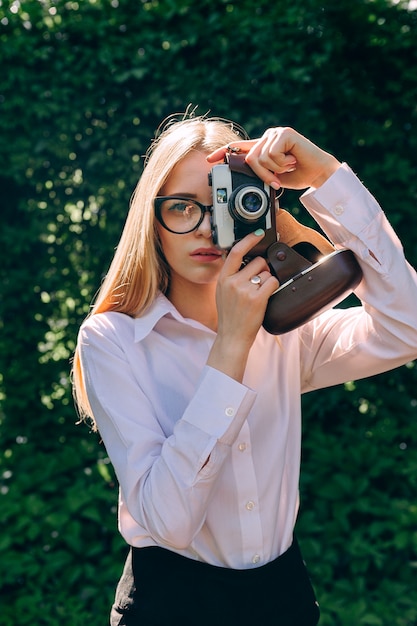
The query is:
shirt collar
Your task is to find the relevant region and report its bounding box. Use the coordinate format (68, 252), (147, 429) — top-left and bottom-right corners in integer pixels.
(133, 293), (174, 342)
(134, 292), (211, 342)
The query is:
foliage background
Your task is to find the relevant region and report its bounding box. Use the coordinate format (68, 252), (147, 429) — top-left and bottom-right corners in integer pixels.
(1, 0), (417, 624)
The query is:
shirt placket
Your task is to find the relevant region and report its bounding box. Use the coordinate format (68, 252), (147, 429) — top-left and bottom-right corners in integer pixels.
(231, 420), (264, 566)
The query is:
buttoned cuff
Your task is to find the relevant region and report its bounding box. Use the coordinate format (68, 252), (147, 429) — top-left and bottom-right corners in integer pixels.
(182, 366), (256, 446)
(301, 163), (381, 245)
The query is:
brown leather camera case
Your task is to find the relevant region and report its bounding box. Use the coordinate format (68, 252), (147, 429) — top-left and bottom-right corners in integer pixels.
(263, 241), (363, 334)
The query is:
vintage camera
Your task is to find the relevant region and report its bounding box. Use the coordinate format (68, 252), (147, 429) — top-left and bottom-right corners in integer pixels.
(208, 156), (277, 257)
(208, 153), (363, 335)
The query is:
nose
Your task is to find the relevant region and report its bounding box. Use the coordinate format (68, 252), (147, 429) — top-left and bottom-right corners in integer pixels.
(196, 210), (213, 237)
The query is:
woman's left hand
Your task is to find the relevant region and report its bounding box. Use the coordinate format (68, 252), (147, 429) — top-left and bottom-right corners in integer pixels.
(207, 126), (341, 191)
(207, 230), (279, 383)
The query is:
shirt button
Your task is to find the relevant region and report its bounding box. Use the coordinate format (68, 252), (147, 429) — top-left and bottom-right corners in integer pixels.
(334, 204), (344, 215)
(246, 500), (255, 511)
(238, 443), (247, 452)
(252, 554), (261, 564)
(225, 407), (235, 417)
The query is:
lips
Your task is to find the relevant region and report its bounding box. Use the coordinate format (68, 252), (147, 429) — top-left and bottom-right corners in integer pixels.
(191, 248), (223, 261)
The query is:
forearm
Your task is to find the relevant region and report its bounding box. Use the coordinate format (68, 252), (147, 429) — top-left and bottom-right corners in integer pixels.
(80, 320), (256, 548)
(299, 165), (417, 390)
(207, 336), (251, 383)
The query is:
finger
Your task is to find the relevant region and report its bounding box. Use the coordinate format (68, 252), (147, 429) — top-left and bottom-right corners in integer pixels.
(245, 129), (298, 181)
(222, 230), (266, 275)
(231, 134), (288, 189)
(245, 269), (279, 289)
(243, 143), (283, 189)
(239, 257), (270, 280)
(207, 139), (283, 190)
(261, 127), (298, 165)
(206, 139), (258, 163)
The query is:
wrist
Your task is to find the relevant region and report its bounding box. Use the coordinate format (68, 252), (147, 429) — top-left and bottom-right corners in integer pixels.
(207, 336), (251, 383)
(310, 157), (341, 189)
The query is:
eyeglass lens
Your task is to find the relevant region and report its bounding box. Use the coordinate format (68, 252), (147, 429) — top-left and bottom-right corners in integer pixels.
(159, 198), (205, 233)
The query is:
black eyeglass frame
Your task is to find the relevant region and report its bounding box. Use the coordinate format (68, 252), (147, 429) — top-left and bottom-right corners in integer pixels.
(154, 196), (213, 234)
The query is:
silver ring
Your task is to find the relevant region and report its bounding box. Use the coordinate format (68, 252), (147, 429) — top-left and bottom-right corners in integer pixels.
(250, 275), (262, 285)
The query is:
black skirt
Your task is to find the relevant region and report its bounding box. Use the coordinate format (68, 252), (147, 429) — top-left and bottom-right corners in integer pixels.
(110, 537), (320, 626)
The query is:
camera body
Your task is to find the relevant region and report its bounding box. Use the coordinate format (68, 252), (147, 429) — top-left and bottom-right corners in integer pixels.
(209, 158), (277, 257)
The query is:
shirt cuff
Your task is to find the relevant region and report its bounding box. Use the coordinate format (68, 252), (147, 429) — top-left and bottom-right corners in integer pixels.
(182, 366), (256, 446)
(300, 163), (381, 245)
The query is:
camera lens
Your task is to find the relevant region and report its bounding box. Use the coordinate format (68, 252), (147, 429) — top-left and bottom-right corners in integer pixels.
(231, 185), (269, 222)
(241, 191), (263, 214)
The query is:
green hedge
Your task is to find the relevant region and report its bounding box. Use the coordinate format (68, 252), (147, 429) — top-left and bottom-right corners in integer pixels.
(1, 0), (416, 624)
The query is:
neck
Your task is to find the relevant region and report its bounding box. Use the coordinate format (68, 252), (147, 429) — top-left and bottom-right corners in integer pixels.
(167, 281), (218, 331)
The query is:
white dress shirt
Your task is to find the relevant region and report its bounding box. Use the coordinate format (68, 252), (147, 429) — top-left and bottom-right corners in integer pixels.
(78, 164), (417, 570)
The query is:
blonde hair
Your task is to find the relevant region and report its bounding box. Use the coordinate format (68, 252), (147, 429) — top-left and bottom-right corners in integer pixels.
(72, 113), (247, 423)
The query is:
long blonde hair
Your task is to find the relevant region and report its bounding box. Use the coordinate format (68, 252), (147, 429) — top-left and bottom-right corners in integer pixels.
(72, 113), (247, 422)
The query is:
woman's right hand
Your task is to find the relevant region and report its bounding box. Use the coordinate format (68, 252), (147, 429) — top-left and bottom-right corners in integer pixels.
(207, 230), (279, 382)
(207, 126), (341, 191)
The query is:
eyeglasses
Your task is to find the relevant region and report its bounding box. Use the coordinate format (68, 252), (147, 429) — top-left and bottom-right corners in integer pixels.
(154, 196), (213, 234)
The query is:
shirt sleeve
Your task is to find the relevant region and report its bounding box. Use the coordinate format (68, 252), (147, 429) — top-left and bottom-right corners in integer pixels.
(78, 319), (256, 550)
(298, 163), (417, 391)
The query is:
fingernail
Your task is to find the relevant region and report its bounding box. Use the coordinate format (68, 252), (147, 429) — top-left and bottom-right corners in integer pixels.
(286, 167), (296, 173)
(254, 228), (265, 236)
(270, 181), (281, 190)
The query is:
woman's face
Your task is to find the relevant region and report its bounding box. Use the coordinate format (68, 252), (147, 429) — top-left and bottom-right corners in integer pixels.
(157, 150), (225, 293)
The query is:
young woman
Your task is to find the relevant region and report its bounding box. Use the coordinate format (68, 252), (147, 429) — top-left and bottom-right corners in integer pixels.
(73, 115), (417, 625)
